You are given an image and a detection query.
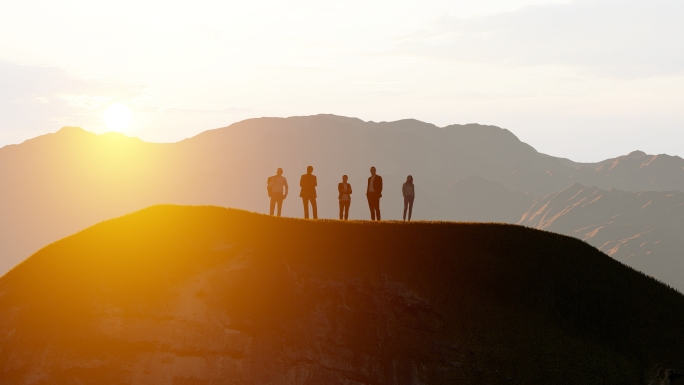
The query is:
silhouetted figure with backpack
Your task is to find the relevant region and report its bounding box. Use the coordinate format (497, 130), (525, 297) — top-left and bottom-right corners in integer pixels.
(403, 175), (415, 221)
(300, 165), (318, 219)
(338, 175), (352, 220)
(267, 168), (288, 216)
(366, 166), (383, 220)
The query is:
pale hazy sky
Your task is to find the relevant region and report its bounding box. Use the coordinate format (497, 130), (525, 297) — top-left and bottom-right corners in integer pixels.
(1, 0), (682, 161)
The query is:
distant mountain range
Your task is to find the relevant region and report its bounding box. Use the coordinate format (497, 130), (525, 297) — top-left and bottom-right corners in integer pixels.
(2, 114), (684, 291)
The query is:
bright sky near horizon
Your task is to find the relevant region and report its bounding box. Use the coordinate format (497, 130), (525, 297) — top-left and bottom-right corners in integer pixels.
(1, 0), (682, 161)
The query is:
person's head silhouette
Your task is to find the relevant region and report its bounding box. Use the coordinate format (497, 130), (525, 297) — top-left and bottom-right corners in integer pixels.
(277, 168), (283, 176)
(342, 175), (348, 182)
(307, 166), (313, 174)
(406, 175), (413, 184)
(370, 166), (376, 176)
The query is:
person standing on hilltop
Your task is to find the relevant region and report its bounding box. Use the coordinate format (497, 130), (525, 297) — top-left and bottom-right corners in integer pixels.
(366, 166), (383, 220)
(338, 175), (352, 220)
(402, 175), (415, 221)
(300, 165), (318, 219)
(267, 168), (288, 217)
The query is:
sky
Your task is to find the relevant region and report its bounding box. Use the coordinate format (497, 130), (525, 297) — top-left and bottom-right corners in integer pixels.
(1, 0), (683, 161)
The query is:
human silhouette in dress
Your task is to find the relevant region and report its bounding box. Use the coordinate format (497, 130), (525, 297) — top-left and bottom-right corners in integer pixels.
(402, 175), (415, 221)
(338, 175), (352, 220)
(267, 168), (288, 216)
(300, 165), (318, 219)
(366, 166), (383, 220)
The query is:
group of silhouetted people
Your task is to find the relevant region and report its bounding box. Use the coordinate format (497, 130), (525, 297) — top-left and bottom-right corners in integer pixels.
(267, 166), (416, 221)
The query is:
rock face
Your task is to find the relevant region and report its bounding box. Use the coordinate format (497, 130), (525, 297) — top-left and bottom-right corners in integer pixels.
(1, 206), (684, 384)
(85, 255), (442, 385)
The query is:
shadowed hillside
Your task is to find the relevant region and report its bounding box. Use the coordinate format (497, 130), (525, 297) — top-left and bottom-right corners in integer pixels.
(519, 183), (684, 291)
(1, 205), (683, 384)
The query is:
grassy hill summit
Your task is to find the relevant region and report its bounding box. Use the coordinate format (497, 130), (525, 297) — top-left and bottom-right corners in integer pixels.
(0, 206), (683, 384)
(4, 114), (684, 293)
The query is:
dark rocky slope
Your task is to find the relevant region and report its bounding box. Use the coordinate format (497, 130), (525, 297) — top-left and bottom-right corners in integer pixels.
(1, 206), (683, 384)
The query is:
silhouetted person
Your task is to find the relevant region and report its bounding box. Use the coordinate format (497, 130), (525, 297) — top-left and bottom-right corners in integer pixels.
(338, 175), (352, 220)
(300, 165), (318, 219)
(267, 168), (288, 216)
(366, 166), (383, 220)
(403, 175), (415, 221)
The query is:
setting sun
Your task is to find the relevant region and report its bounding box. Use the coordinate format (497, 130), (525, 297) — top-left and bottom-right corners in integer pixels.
(104, 103), (132, 133)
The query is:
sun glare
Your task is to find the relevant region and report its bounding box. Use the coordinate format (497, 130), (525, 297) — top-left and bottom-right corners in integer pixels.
(104, 103), (132, 133)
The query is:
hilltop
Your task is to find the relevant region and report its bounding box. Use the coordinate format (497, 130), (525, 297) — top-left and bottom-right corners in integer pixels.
(1, 205), (683, 384)
(2, 116), (548, 274)
(2, 114), (684, 291)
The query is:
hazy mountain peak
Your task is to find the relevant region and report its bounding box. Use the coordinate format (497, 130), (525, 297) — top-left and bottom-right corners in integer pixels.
(442, 123), (528, 147)
(50, 127), (142, 144)
(564, 182), (587, 192)
(299, 113), (366, 125)
(55, 126), (90, 135)
(42, 127), (143, 145)
(627, 150), (647, 158)
(0, 126), (95, 151)
(371, 118), (439, 131)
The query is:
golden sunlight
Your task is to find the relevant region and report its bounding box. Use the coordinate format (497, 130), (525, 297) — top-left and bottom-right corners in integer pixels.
(104, 103), (132, 133)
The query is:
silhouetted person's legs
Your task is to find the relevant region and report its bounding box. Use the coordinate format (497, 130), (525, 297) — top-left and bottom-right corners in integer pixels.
(407, 196), (413, 220)
(302, 197), (317, 219)
(367, 195), (380, 220)
(367, 196), (374, 220)
(271, 194), (284, 216)
(403, 196), (414, 221)
(276, 196), (283, 216)
(339, 200), (350, 220)
(302, 198), (309, 219)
